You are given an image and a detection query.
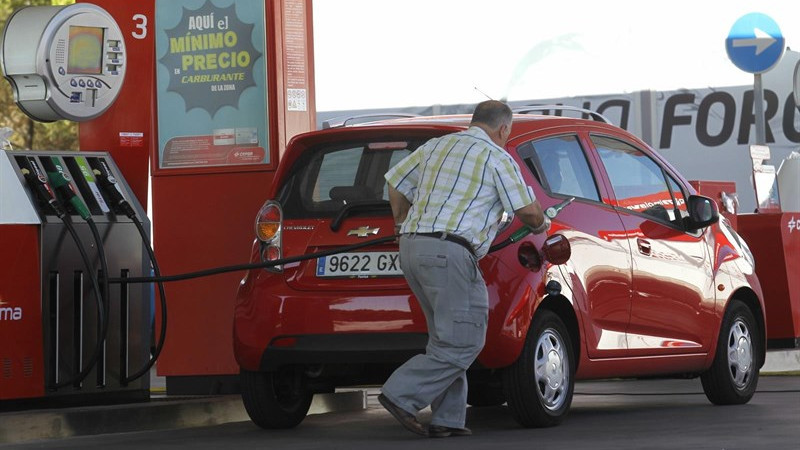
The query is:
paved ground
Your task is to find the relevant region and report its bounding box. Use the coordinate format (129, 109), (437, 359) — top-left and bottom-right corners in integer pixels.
(1, 350), (798, 447)
(1, 375), (798, 449)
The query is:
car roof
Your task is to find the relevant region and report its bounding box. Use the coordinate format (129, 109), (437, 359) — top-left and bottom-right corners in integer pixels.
(351, 113), (600, 128)
(287, 114), (623, 153)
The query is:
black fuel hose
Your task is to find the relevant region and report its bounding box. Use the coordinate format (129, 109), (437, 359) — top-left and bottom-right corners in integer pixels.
(90, 169), (168, 385)
(50, 219), (107, 390)
(22, 167), (108, 390)
(87, 218), (111, 384)
(120, 217), (168, 385)
(48, 166), (112, 390)
(109, 235), (399, 284)
(109, 223), (544, 286)
(109, 199), (580, 285)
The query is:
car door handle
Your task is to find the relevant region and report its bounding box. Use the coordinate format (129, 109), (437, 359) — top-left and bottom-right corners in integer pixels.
(637, 238), (652, 256)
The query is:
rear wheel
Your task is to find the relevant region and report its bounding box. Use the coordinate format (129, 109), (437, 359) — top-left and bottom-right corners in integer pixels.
(240, 368), (313, 429)
(503, 309), (575, 427)
(701, 300), (760, 405)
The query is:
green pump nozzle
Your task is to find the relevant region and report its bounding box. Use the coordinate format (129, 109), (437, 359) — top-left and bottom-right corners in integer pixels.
(545, 196), (575, 219)
(508, 224), (533, 243)
(47, 157), (91, 220)
(508, 196), (576, 243)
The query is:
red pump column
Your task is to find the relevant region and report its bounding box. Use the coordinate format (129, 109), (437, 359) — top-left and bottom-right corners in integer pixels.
(737, 213), (800, 349)
(78, 0), (156, 213)
(79, 0), (316, 392)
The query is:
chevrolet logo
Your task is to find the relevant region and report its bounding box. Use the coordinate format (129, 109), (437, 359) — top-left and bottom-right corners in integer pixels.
(347, 226), (380, 238)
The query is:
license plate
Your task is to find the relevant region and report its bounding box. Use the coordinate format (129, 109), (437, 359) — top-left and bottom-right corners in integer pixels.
(316, 252), (402, 277)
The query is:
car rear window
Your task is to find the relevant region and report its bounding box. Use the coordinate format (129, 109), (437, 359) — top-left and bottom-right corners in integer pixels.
(280, 140), (424, 219)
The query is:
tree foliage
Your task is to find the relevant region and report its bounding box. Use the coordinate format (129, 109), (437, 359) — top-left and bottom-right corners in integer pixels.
(0, 0), (77, 151)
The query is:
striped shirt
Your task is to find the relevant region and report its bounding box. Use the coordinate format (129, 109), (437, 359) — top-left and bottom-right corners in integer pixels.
(385, 126), (535, 258)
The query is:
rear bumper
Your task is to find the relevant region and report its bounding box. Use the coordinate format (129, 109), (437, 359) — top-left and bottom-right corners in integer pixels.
(233, 269), (428, 371)
(258, 332), (428, 371)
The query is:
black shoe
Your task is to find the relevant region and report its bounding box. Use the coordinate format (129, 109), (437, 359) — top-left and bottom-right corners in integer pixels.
(428, 425), (473, 438)
(378, 394), (428, 437)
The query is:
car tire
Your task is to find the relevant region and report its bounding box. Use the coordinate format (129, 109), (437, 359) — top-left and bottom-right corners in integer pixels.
(701, 299), (760, 405)
(467, 379), (506, 407)
(240, 368), (313, 429)
(503, 309), (575, 427)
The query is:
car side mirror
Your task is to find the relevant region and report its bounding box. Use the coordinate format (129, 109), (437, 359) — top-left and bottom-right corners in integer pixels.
(685, 195), (719, 230)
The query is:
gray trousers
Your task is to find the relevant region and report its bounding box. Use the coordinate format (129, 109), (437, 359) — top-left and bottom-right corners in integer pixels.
(381, 234), (488, 429)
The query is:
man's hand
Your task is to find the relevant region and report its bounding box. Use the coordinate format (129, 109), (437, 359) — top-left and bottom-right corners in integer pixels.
(514, 201), (548, 234)
(529, 215), (551, 234)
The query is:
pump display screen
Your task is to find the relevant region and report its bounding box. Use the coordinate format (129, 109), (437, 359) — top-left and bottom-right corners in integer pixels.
(67, 26), (104, 74)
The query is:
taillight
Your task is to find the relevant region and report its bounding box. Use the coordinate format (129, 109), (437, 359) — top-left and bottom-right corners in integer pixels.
(255, 201), (282, 271)
(256, 200), (282, 242)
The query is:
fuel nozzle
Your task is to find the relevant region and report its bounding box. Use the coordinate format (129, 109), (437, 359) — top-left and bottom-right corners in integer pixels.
(46, 159), (91, 220)
(92, 168), (136, 219)
(508, 197), (576, 242)
(20, 168), (67, 218)
(545, 196), (575, 220)
(508, 223), (535, 243)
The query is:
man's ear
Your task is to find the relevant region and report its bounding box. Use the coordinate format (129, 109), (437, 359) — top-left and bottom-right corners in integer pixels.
(499, 122), (511, 142)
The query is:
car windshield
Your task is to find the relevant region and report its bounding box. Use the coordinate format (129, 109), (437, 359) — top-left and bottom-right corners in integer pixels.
(280, 140), (423, 219)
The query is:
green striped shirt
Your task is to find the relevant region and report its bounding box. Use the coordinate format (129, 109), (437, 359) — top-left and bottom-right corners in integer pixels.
(385, 126), (535, 258)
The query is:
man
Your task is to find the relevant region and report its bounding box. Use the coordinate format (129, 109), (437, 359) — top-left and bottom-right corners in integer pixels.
(380, 100), (549, 438)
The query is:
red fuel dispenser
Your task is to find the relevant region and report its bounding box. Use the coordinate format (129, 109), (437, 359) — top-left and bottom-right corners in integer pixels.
(738, 213), (800, 348)
(735, 144), (800, 349)
(0, 151), (151, 402)
(0, 3), (155, 403)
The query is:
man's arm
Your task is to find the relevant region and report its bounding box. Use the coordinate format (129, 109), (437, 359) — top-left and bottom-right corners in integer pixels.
(388, 185), (411, 229)
(514, 200), (550, 234)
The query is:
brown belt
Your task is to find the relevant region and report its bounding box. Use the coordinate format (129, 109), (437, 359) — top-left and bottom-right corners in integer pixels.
(414, 232), (475, 257)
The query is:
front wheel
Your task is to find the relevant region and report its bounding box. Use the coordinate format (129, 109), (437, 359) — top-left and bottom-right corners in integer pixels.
(240, 368), (313, 429)
(503, 309), (575, 427)
(701, 300), (761, 405)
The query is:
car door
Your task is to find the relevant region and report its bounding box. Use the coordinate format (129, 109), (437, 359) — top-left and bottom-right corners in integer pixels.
(589, 135), (716, 355)
(513, 131), (632, 358)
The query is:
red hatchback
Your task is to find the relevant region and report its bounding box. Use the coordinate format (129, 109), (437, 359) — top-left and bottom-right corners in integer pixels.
(233, 111), (765, 429)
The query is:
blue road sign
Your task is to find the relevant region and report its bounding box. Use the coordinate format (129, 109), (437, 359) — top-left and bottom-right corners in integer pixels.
(726, 13), (784, 74)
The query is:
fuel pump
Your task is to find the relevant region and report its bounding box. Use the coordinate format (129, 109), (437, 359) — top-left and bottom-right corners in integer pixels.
(0, 2), (155, 403)
(0, 2), (187, 403)
(1, 151), (152, 402)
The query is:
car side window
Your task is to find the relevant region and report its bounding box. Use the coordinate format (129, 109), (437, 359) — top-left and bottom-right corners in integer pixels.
(517, 135), (600, 202)
(667, 174), (689, 221)
(592, 135), (684, 226)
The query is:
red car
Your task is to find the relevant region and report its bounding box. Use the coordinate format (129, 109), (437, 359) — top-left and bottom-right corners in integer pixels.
(233, 110), (765, 429)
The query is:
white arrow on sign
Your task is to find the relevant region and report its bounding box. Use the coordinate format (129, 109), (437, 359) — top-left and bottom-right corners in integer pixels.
(732, 28), (776, 55)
